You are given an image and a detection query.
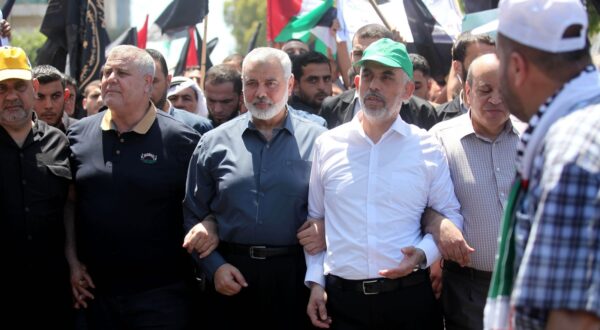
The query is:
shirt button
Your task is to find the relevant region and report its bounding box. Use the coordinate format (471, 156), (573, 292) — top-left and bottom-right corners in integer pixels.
(21, 179), (26, 185)
(27, 235), (33, 241)
(120, 138), (125, 143)
(266, 144), (270, 149)
(116, 150), (121, 155)
(500, 192), (505, 197)
(19, 153), (24, 158)
(496, 167), (500, 172)
(24, 207), (29, 212)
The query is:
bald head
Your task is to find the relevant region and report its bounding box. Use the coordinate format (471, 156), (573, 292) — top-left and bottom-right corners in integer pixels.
(466, 53), (499, 86)
(465, 53), (509, 140)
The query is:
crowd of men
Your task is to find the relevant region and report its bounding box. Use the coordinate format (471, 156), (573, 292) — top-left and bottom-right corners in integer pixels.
(1, 0), (599, 329)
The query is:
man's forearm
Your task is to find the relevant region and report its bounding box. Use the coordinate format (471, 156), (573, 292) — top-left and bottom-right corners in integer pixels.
(421, 207), (446, 236)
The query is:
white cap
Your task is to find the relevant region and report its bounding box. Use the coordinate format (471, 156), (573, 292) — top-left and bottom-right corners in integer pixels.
(498, 0), (588, 53)
(168, 76), (208, 117)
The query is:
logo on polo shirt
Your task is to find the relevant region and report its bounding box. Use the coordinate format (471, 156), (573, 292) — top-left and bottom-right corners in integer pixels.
(140, 153), (158, 164)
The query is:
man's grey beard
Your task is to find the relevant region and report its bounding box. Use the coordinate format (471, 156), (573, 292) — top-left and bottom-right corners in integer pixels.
(245, 86), (288, 121)
(360, 92), (401, 123)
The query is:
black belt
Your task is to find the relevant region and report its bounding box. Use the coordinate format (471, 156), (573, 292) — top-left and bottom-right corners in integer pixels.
(219, 242), (303, 260)
(444, 261), (492, 281)
(325, 270), (429, 295)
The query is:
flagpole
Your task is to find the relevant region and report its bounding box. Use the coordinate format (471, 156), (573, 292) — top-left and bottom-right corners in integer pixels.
(367, 0), (392, 30)
(200, 14), (208, 89)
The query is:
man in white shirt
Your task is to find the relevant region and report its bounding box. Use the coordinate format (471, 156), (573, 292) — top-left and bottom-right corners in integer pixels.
(305, 38), (463, 329)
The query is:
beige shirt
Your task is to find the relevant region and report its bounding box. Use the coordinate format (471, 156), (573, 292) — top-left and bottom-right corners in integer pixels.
(430, 113), (520, 271)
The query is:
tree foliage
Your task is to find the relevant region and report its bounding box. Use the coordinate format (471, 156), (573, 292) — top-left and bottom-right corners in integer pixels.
(588, 3), (600, 36)
(11, 30), (47, 65)
(223, 0), (267, 55)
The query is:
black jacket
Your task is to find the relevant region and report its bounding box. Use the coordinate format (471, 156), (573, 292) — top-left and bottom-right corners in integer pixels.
(319, 88), (439, 130)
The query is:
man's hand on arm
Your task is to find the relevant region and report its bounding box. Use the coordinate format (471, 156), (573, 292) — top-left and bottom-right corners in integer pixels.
(421, 208), (474, 266)
(307, 283), (332, 328)
(297, 217), (326, 255)
(213, 263), (247, 296)
(182, 214), (219, 258)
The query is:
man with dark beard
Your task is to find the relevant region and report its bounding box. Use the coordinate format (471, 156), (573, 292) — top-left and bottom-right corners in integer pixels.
(485, 0), (600, 329)
(32, 65), (78, 133)
(203, 64), (242, 127)
(0, 47), (74, 328)
(146, 49), (212, 135)
(289, 51), (332, 115)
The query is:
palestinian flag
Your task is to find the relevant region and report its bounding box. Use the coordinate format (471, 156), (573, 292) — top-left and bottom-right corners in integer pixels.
(483, 178), (525, 330)
(267, 0), (336, 53)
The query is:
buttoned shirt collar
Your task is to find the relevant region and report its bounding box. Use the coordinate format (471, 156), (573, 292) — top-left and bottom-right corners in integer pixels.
(101, 103), (157, 134)
(452, 110), (519, 142)
(245, 106), (295, 136)
(351, 111), (411, 142)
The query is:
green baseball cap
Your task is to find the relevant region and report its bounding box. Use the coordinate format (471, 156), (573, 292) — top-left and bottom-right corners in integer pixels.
(354, 38), (413, 80)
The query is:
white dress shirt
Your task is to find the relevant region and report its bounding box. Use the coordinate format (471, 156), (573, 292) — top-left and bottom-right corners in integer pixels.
(305, 113), (463, 287)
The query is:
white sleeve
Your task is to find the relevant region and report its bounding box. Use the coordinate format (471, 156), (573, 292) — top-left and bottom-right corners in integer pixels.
(427, 137), (464, 230)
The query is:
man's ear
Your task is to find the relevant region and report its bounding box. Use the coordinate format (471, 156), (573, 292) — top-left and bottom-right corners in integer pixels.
(32, 78), (39, 93)
(144, 75), (153, 93)
(464, 80), (472, 107)
(288, 74), (295, 97)
(403, 80), (415, 100)
(166, 74), (172, 87)
(452, 60), (464, 84)
(354, 75), (360, 90)
(510, 51), (528, 89)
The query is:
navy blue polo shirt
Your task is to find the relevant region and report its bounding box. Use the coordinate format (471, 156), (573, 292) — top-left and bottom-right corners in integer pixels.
(68, 105), (200, 294)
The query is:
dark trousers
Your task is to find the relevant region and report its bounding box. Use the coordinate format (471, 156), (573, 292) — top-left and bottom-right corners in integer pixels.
(441, 265), (491, 330)
(325, 274), (443, 330)
(84, 281), (195, 330)
(3, 272), (74, 329)
(207, 250), (313, 330)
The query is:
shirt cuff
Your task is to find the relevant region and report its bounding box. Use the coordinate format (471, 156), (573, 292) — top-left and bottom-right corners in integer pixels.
(416, 233), (440, 268)
(196, 250), (227, 280)
(304, 251), (326, 287)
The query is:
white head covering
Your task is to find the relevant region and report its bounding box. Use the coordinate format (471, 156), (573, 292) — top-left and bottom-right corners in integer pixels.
(168, 76), (208, 117)
(498, 0), (588, 53)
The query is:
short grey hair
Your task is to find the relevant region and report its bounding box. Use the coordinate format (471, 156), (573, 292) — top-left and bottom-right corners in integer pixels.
(107, 45), (155, 78)
(242, 47), (292, 81)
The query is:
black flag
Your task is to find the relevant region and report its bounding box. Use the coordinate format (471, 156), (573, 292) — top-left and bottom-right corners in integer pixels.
(174, 26), (213, 76)
(155, 0), (209, 34)
(77, 0), (110, 87)
(1, 0), (16, 18)
(106, 27), (138, 53)
(463, 0), (499, 14)
(37, 0), (109, 88)
(247, 22), (261, 54)
(403, 0), (452, 79)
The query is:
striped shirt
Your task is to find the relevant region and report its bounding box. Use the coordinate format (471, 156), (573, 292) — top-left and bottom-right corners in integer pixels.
(430, 113), (520, 271)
